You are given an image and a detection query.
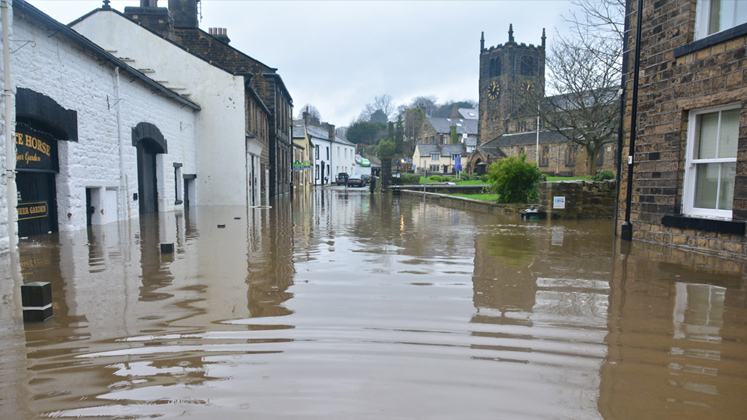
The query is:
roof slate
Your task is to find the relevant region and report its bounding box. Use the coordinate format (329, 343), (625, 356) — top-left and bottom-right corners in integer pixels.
(426, 117), (478, 135)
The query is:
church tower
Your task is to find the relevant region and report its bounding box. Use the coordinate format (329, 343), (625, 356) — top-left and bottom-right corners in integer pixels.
(478, 25), (546, 142)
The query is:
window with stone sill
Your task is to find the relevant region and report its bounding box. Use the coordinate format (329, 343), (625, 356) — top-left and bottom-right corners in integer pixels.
(696, 0), (747, 39)
(683, 104), (739, 219)
(431, 153), (440, 161)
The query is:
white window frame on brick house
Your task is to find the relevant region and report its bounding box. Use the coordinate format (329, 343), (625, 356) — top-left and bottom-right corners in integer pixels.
(695, 0), (747, 40)
(683, 103), (739, 219)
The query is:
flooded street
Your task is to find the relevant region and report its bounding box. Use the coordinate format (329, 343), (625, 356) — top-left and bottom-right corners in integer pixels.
(1, 190), (746, 419)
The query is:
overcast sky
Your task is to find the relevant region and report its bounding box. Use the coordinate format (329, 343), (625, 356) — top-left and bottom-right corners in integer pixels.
(27, 0), (577, 127)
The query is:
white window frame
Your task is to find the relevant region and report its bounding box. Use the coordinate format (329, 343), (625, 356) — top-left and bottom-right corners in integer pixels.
(430, 152), (440, 161)
(695, 0), (747, 40)
(683, 103), (739, 219)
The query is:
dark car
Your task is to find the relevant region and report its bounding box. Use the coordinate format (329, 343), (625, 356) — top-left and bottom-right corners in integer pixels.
(347, 174), (364, 187)
(335, 172), (349, 185)
(361, 174), (371, 185)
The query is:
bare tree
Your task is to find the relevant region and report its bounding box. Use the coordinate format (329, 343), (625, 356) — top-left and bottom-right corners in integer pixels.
(358, 94), (396, 122)
(410, 95), (438, 117)
(522, 0), (624, 176)
(297, 104), (322, 125)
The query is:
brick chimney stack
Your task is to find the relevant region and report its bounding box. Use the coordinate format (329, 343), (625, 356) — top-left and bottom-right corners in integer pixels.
(302, 106), (310, 125)
(325, 123), (336, 141)
(169, 0), (199, 29)
(208, 27), (231, 44)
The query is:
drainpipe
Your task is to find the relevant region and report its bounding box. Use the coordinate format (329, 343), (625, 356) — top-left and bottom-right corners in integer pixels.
(614, 0), (633, 236)
(2, 0), (17, 253)
(621, 0), (644, 241)
(114, 67), (129, 221)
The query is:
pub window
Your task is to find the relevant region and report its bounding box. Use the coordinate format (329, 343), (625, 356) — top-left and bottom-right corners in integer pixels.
(695, 0), (747, 40)
(683, 104), (738, 219)
(540, 146), (550, 167)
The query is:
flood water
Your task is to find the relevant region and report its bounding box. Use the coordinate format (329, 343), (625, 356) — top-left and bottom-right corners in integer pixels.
(1, 189), (746, 419)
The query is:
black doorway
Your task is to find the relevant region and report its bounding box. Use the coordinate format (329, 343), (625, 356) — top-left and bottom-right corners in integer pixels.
(137, 140), (159, 214)
(17, 171), (58, 237)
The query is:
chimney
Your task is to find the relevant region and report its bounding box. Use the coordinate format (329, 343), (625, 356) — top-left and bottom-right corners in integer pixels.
(302, 106), (310, 125)
(125, 0), (173, 38)
(208, 27), (231, 44)
(325, 123), (336, 141)
(169, 0), (199, 29)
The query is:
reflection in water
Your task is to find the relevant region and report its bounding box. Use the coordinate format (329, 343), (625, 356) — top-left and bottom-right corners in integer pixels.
(0, 190), (746, 419)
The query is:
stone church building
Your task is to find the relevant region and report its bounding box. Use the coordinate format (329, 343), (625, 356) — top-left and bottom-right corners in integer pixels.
(469, 26), (616, 177)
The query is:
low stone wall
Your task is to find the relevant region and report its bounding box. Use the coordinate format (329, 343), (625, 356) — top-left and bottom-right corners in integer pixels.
(397, 180), (617, 220)
(391, 184), (487, 195)
(538, 180), (617, 219)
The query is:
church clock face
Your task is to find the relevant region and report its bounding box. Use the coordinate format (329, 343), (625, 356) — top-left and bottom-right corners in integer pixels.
(487, 81), (501, 100)
(521, 80), (533, 94)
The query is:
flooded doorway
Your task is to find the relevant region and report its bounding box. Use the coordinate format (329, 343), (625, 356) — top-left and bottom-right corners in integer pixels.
(15, 125), (59, 237)
(136, 139), (159, 214)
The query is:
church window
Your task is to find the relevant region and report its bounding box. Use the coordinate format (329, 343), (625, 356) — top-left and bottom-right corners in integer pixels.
(521, 56), (535, 76)
(540, 146), (550, 167)
(566, 145), (577, 167)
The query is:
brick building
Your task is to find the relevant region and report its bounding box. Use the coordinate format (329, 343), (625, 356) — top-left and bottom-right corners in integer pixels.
(618, 0), (747, 260)
(122, 0), (293, 198)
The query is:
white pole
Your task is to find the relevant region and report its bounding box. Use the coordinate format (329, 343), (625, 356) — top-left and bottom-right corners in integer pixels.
(536, 103), (540, 167)
(3, 0), (17, 253)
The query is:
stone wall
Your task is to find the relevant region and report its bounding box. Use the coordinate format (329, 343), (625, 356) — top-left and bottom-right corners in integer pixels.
(616, 0), (747, 261)
(539, 180), (617, 219)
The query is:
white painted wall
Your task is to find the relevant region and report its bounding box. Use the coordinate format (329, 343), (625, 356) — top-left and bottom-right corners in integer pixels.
(72, 10), (247, 207)
(11, 8), (198, 232)
(0, 1), (11, 253)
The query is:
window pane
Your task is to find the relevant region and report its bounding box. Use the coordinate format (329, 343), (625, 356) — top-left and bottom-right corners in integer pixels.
(695, 112), (719, 159)
(710, 0), (724, 34)
(719, 162), (736, 210)
(737, 0), (747, 27)
(694, 163), (719, 209)
(718, 109), (739, 158)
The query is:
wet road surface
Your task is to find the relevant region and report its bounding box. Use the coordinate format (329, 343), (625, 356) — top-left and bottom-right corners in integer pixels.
(1, 189), (746, 419)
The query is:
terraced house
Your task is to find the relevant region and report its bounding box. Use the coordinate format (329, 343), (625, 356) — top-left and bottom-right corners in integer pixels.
(618, 0), (747, 260)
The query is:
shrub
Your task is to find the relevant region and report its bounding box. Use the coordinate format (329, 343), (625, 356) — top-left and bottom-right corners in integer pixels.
(595, 169), (615, 181)
(377, 140), (396, 157)
(480, 175), (489, 183)
(427, 175), (444, 182)
(459, 172), (471, 181)
(400, 173), (420, 184)
(485, 155), (543, 204)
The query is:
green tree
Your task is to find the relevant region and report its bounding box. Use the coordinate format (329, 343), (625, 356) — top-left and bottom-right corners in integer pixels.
(486, 155), (543, 204)
(395, 115), (404, 154)
(450, 124), (459, 144)
(370, 109), (388, 123)
(388, 121), (394, 143)
(346, 121), (387, 145)
(377, 140), (396, 157)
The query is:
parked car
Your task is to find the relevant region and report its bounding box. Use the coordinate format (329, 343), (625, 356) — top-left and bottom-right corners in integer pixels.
(347, 174), (365, 187)
(361, 174), (371, 184)
(335, 172), (349, 185)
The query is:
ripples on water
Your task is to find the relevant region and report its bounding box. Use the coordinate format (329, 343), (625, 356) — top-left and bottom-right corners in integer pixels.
(1, 189), (746, 419)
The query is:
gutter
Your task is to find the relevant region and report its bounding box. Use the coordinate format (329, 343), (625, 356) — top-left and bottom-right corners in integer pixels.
(3, 0), (16, 253)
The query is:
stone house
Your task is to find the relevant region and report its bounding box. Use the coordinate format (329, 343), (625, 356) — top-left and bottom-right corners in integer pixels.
(413, 143), (468, 174)
(1, 0), (200, 250)
(87, 0), (293, 199)
(617, 0), (747, 260)
(417, 116), (478, 148)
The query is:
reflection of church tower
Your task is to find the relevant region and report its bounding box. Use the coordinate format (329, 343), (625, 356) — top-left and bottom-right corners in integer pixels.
(478, 25), (546, 143)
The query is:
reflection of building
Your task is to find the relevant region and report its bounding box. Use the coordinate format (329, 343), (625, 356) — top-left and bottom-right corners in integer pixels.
(600, 241), (747, 418)
(616, 0), (746, 260)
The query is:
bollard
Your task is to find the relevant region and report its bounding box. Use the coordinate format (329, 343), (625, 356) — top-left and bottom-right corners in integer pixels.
(21, 282), (53, 322)
(160, 242), (174, 254)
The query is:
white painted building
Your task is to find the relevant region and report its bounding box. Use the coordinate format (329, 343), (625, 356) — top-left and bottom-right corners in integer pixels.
(2, 0), (200, 246)
(71, 7), (256, 208)
(333, 136), (356, 177)
(304, 124), (355, 185)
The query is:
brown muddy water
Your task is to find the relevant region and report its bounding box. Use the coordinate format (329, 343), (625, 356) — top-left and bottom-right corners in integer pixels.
(1, 190), (746, 419)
